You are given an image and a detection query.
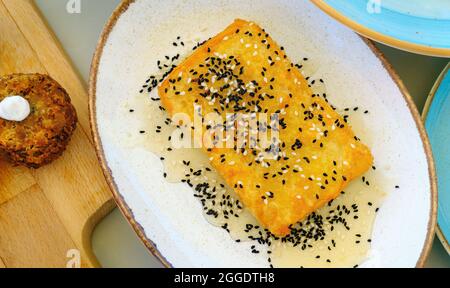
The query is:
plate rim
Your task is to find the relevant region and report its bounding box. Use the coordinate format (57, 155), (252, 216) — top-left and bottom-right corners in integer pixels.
(422, 62), (450, 254)
(88, 0), (172, 268)
(88, 0), (438, 268)
(310, 0), (450, 58)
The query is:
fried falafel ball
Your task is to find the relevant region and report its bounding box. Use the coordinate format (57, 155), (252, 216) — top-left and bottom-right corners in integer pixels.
(0, 74), (77, 168)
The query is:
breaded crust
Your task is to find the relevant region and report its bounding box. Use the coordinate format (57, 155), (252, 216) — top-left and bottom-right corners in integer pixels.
(159, 20), (373, 236)
(0, 74), (77, 168)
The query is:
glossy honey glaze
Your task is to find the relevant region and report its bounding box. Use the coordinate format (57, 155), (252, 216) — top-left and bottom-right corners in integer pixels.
(124, 40), (385, 268)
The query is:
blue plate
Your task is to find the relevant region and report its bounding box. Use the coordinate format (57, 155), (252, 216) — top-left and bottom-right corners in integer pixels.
(312, 0), (450, 57)
(424, 63), (450, 253)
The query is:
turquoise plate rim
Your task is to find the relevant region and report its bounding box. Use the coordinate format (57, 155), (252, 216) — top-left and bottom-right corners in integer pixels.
(312, 0), (450, 57)
(424, 62), (450, 254)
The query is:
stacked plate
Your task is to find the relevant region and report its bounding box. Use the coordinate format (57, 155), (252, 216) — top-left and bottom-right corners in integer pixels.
(423, 64), (450, 253)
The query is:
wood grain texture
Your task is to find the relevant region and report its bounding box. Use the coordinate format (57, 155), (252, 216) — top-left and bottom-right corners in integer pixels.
(0, 161), (36, 206)
(0, 185), (78, 268)
(0, 256), (6, 268)
(0, 0), (115, 267)
(2, 0), (92, 135)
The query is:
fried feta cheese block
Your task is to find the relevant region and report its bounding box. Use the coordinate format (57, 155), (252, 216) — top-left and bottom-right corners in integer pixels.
(159, 19), (373, 236)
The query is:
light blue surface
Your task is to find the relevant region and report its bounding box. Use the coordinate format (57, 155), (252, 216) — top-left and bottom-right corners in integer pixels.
(425, 65), (450, 246)
(325, 0), (450, 49)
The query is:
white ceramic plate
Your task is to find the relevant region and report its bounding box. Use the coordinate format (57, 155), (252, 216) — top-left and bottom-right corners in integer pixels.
(90, 0), (436, 268)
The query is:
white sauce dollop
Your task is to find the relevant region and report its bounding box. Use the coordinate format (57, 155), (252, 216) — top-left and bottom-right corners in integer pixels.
(0, 95), (31, 122)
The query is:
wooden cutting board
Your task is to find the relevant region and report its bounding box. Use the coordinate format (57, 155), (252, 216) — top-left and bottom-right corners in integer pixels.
(0, 0), (115, 267)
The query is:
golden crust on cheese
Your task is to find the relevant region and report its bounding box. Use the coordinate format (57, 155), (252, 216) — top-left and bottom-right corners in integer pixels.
(159, 19), (373, 236)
